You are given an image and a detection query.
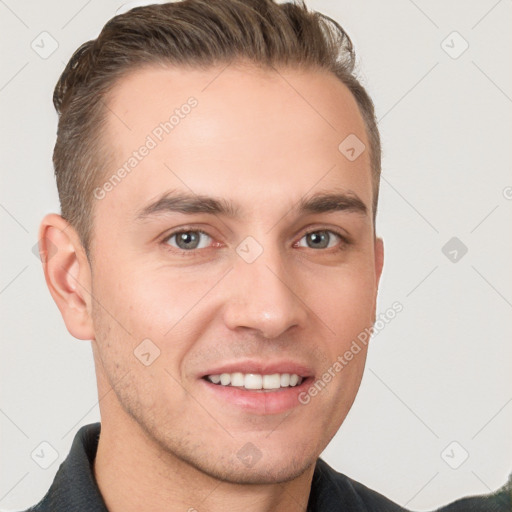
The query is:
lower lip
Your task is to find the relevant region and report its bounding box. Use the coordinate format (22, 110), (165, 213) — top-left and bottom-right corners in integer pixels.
(199, 377), (314, 415)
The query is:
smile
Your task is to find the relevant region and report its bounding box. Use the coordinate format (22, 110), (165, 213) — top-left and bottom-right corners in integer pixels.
(204, 372), (304, 390)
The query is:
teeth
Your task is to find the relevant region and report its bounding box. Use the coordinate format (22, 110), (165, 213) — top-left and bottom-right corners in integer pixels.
(245, 373), (262, 389)
(263, 374), (281, 389)
(231, 372), (244, 387)
(209, 374), (221, 384)
(205, 372), (304, 390)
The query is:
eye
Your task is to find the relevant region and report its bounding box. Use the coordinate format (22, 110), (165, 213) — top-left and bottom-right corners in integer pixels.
(161, 227), (349, 255)
(163, 229), (213, 251)
(295, 229), (347, 250)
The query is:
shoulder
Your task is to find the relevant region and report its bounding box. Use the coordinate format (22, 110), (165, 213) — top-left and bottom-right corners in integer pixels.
(310, 458), (410, 511)
(12, 422), (106, 512)
(311, 460), (512, 512)
(433, 473), (512, 512)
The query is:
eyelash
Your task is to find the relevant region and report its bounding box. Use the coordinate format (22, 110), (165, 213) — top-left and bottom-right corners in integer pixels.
(161, 227), (351, 256)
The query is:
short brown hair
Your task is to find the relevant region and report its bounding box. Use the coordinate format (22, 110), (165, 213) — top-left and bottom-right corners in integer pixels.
(53, 0), (381, 259)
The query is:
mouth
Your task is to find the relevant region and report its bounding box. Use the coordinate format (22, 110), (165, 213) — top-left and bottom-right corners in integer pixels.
(202, 372), (306, 391)
(199, 365), (315, 414)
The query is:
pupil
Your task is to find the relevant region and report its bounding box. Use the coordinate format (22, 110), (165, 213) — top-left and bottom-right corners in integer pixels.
(309, 231), (327, 248)
(179, 232), (198, 248)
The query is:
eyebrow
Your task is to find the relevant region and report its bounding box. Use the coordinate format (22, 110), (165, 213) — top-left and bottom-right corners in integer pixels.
(134, 188), (368, 221)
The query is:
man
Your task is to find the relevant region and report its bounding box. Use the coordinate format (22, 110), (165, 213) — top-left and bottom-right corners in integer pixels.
(27, 0), (510, 511)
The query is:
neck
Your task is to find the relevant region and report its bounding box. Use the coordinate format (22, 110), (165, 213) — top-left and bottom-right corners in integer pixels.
(93, 414), (315, 512)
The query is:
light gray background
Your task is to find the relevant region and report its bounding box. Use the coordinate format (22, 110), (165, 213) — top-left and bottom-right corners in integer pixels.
(1, 0), (511, 510)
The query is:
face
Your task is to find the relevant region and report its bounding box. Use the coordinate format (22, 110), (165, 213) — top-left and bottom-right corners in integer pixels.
(86, 62), (383, 484)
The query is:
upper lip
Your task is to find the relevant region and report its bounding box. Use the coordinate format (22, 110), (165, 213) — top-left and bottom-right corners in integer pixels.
(200, 360), (314, 379)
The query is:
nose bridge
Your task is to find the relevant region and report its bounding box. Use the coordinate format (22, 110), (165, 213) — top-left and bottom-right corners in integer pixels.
(223, 234), (307, 338)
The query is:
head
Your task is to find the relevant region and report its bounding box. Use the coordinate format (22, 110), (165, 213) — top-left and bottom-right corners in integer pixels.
(40, 0), (384, 485)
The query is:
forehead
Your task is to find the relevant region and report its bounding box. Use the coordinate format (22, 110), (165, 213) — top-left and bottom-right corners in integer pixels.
(98, 63), (372, 223)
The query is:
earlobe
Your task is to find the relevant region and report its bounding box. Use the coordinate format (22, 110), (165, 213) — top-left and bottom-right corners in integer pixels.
(38, 214), (95, 341)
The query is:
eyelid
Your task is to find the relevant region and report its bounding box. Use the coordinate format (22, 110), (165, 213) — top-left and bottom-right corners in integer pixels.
(302, 226), (349, 241)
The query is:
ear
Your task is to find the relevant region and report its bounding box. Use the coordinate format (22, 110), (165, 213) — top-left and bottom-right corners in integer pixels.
(370, 236), (384, 325)
(37, 213), (95, 340)
(374, 236), (384, 288)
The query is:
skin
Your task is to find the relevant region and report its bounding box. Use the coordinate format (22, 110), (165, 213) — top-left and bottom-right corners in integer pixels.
(39, 62), (384, 512)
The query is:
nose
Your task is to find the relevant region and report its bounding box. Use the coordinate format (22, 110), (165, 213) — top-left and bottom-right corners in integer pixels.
(221, 241), (308, 339)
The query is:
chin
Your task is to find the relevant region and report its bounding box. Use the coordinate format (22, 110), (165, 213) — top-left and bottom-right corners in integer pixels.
(152, 429), (319, 485)
(199, 453), (318, 485)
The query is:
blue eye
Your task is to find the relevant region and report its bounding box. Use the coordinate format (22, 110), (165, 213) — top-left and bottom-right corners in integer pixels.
(161, 227), (349, 255)
(296, 230), (346, 250)
(164, 230), (212, 251)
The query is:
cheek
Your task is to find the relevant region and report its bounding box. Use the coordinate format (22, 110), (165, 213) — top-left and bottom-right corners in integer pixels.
(322, 282), (375, 341)
(91, 261), (212, 392)
(92, 254), (190, 337)
(302, 263), (376, 391)
(123, 269), (214, 341)
(306, 261), (377, 334)
(90, 268), (192, 413)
